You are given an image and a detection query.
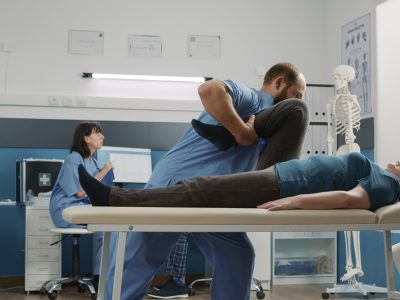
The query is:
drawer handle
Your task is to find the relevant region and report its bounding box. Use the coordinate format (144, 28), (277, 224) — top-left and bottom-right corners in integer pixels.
(38, 255), (49, 258)
(38, 267), (49, 271)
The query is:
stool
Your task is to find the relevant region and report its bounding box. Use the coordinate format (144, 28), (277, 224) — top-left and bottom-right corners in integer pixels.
(41, 228), (97, 300)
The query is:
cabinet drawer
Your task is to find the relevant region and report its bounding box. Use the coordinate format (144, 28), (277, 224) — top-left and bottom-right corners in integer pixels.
(25, 274), (58, 291)
(26, 222), (58, 236)
(26, 261), (60, 275)
(27, 236), (60, 249)
(27, 249), (60, 262)
(26, 209), (52, 222)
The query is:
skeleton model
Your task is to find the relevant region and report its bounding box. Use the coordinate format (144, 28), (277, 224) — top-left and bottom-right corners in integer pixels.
(323, 65), (386, 298)
(327, 64), (361, 157)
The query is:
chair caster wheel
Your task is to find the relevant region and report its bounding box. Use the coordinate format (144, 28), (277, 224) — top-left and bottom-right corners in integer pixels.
(91, 293), (97, 300)
(78, 284), (86, 293)
(47, 292), (58, 300)
(322, 292), (330, 299)
(188, 288), (195, 296)
(256, 291), (265, 299)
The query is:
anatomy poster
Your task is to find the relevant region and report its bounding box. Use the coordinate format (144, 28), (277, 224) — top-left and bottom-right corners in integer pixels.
(342, 13), (371, 118)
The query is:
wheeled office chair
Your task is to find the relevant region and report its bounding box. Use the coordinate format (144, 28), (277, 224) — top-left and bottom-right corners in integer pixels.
(188, 276), (265, 299)
(41, 228), (97, 300)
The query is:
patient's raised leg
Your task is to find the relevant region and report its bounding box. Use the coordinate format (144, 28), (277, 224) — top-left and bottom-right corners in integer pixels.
(255, 99), (308, 170)
(192, 99), (308, 169)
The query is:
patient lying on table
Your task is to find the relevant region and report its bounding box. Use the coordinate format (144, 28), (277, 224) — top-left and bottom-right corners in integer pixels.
(78, 152), (400, 211)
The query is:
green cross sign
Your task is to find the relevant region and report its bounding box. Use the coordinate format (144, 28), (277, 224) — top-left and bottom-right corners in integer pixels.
(38, 173), (51, 187)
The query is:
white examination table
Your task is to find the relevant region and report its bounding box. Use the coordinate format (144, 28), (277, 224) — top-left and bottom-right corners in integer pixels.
(62, 202), (400, 300)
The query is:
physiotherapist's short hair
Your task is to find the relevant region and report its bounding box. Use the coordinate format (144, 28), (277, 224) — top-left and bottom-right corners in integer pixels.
(70, 121), (103, 158)
(263, 62), (302, 87)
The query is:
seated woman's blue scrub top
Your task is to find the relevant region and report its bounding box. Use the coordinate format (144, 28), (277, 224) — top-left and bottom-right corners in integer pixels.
(49, 151), (100, 228)
(275, 152), (400, 211)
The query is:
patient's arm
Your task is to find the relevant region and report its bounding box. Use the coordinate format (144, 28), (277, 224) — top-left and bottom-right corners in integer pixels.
(257, 185), (370, 211)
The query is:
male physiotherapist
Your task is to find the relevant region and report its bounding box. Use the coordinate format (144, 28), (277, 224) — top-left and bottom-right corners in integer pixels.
(104, 62), (308, 300)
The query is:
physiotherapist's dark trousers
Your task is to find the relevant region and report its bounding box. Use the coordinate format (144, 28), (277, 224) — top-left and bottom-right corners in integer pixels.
(110, 98), (308, 207)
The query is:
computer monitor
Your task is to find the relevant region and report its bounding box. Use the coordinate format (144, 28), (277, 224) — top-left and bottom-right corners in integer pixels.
(96, 146), (152, 183)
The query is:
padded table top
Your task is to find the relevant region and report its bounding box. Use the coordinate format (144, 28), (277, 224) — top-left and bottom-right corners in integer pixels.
(63, 205), (390, 226)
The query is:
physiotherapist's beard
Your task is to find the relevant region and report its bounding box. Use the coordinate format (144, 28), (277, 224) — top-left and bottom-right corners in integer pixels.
(273, 85), (291, 104)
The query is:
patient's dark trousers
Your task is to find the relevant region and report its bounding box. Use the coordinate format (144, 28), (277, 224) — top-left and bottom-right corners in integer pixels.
(110, 99), (308, 208)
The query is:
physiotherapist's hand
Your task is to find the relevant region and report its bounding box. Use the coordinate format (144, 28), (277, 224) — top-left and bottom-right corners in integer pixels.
(257, 196), (301, 211)
(104, 160), (114, 171)
(234, 115), (258, 146)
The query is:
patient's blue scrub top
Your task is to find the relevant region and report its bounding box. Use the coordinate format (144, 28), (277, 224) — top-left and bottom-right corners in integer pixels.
(50, 151), (100, 227)
(146, 80), (274, 188)
(275, 152), (400, 210)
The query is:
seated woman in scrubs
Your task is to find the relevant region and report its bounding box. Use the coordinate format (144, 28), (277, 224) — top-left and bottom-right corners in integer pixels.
(49, 121), (113, 287)
(78, 152), (400, 211)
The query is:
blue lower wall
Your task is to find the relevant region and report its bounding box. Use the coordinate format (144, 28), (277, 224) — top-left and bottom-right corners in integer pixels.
(0, 148), (204, 277)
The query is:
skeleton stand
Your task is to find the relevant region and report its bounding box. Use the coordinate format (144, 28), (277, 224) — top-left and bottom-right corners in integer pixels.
(323, 65), (387, 299)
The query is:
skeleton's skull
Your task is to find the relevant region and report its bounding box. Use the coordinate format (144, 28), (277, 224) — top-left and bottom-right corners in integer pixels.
(333, 65), (355, 91)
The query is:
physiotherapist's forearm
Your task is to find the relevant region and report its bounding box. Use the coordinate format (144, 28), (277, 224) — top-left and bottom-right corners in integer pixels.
(94, 169), (107, 181)
(198, 80), (246, 136)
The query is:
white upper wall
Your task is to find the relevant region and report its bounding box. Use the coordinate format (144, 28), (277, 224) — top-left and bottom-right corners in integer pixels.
(0, 0), (326, 98)
(375, 0), (400, 165)
(0, 0), (388, 122)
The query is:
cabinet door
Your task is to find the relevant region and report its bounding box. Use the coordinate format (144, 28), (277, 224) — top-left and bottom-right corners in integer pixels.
(247, 232), (271, 288)
(272, 233), (337, 285)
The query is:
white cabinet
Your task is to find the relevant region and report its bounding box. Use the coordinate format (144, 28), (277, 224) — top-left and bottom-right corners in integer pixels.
(272, 232), (337, 285)
(301, 84), (336, 159)
(247, 232), (271, 290)
(25, 206), (61, 292)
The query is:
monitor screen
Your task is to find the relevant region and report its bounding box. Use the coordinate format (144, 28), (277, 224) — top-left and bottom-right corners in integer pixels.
(96, 146), (152, 183)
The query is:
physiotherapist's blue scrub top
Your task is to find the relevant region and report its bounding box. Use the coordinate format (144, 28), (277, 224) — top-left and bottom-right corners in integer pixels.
(275, 152), (400, 210)
(146, 80), (274, 188)
(50, 151), (100, 228)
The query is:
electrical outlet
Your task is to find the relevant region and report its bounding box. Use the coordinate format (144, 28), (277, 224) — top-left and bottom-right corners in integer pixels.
(62, 96), (75, 107)
(48, 96), (60, 106)
(76, 97), (87, 107)
(0, 41), (15, 53)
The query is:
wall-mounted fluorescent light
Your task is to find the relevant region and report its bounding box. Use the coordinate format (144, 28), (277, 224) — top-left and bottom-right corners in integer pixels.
(82, 73), (211, 83)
